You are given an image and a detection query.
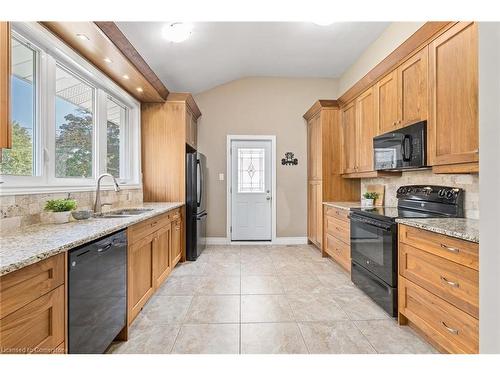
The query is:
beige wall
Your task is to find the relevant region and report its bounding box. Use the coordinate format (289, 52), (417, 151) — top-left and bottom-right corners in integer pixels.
(195, 77), (338, 238)
(338, 22), (425, 96)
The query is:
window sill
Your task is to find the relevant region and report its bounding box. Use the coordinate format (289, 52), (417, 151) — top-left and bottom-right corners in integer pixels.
(0, 183), (142, 196)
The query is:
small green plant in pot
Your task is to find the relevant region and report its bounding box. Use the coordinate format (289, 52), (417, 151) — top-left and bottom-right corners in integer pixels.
(44, 198), (77, 224)
(362, 192), (379, 208)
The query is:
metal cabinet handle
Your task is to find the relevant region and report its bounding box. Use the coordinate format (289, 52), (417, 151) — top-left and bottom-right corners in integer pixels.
(441, 321), (459, 335)
(440, 276), (459, 288)
(440, 244), (460, 253)
(97, 243), (112, 253)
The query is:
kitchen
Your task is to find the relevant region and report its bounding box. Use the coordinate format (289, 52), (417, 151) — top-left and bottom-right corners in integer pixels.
(0, 3), (499, 371)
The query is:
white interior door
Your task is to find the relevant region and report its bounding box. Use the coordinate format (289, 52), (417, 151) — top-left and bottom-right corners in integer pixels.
(231, 140), (272, 241)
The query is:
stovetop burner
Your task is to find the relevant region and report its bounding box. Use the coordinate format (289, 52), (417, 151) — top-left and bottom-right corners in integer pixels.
(350, 206), (449, 220)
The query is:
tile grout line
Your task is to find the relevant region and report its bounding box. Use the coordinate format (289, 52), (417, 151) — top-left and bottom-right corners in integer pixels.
(351, 320), (380, 354)
(169, 294), (196, 353)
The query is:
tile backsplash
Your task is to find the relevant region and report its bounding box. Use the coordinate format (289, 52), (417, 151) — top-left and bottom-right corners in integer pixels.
(361, 169), (479, 219)
(0, 188), (143, 232)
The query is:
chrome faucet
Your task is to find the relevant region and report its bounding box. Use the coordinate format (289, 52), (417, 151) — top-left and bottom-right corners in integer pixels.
(94, 173), (121, 215)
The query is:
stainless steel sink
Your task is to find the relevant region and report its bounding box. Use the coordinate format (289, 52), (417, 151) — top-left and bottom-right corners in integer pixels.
(94, 208), (154, 218)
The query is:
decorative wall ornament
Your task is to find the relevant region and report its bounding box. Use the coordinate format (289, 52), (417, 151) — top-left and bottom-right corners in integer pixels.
(281, 152), (298, 166)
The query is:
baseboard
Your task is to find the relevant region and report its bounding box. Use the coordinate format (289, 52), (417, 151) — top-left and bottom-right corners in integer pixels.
(272, 237), (308, 245)
(205, 237), (231, 245)
(205, 237), (308, 245)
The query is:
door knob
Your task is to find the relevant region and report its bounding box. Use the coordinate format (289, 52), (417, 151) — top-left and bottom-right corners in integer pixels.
(266, 196), (272, 201)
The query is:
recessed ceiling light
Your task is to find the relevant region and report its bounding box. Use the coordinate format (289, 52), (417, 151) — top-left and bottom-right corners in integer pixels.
(161, 22), (193, 43)
(76, 33), (89, 41)
(136, 87), (143, 93)
(104, 57), (113, 63)
(312, 21), (334, 26)
(123, 74), (130, 80)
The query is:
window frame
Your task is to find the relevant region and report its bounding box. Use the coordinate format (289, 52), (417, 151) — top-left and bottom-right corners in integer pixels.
(0, 22), (142, 195)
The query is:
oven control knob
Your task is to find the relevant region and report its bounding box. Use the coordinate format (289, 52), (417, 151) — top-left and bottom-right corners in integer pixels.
(397, 187), (406, 195)
(438, 189), (447, 198)
(446, 191), (454, 199)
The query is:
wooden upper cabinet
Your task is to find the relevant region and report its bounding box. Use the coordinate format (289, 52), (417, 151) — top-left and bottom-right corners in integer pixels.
(341, 101), (357, 174)
(376, 70), (399, 134)
(307, 113), (322, 180)
(0, 22), (11, 149)
(429, 22), (478, 167)
(356, 87), (377, 172)
(398, 47), (428, 127)
(376, 47), (428, 136)
(186, 108), (198, 149)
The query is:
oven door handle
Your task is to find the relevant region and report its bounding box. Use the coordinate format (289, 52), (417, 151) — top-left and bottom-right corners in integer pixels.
(350, 215), (393, 231)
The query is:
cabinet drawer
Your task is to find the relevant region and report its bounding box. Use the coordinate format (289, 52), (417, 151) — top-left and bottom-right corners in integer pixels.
(0, 254), (65, 319)
(128, 212), (171, 245)
(324, 206), (350, 222)
(399, 277), (478, 354)
(399, 243), (478, 318)
(0, 285), (65, 354)
(399, 225), (478, 270)
(325, 216), (350, 244)
(324, 234), (351, 272)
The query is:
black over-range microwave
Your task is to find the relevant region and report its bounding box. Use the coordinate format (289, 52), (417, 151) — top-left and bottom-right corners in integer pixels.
(373, 121), (427, 171)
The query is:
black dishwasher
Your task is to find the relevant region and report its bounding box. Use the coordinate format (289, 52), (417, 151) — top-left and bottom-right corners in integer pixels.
(68, 229), (127, 354)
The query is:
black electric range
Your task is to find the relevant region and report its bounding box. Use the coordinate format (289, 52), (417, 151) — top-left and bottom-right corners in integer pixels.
(349, 185), (464, 317)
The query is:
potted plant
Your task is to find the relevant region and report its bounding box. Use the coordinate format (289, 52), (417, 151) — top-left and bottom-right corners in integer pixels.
(362, 192), (379, 208)
(44, 198), (77, 224)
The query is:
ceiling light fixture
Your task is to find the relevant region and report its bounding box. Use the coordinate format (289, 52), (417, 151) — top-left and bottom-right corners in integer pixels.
(136, 87), (143, 93)
(76, 33), (90, 41)
(104, 57), (113, 63)
(123, 74), (130, 80)
(161, 22), (193, 43)
(312, 21), (334, 26)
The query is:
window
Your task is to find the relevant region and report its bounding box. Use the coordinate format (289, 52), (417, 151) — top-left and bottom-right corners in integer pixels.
(0, 37), (37, 176)
(106, 97), (127, 178)
(237, 148), (265, 193)
(55, 65), (95, 179)
(0, 24), (141, 193)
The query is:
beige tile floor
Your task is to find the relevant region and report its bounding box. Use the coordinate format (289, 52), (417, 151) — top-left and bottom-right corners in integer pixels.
(107, 244), (437, 354)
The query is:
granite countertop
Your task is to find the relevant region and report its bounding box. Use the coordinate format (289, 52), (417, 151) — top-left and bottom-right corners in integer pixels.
(0, 202), (183, 276)
(323, 201), (362, 210)
(395, 218), (479, 243)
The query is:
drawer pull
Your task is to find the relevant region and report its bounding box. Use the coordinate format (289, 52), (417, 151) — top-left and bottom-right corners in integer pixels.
(152, 221), (159, 227)
(440, 244), (460, 253)
(441, 321), (459, 335)
(440, 276), (460, 288)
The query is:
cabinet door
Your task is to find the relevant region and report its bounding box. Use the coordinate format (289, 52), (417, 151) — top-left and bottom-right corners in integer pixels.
(356, 87), (377, 172)
(429, 22), (478, 166)
(398, 46), (428, 127)
(0, 22), (11, 149)
(307, 180), (322, 247)
(190, 115), (197, 149)
(171, 218), (182, 267)
(341, 101), (357, 174)
(376, 70), (399, 134)
(315, 181), (323, 247)
(153, 224), (172, 289)
(128, 232), (155, 324)
(185, 109), (193, 147)
(307, 114), (322, 180)
(0, 285), (64, 354)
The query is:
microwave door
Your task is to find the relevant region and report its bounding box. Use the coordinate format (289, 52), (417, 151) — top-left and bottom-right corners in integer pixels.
(374, 134), (403, 170)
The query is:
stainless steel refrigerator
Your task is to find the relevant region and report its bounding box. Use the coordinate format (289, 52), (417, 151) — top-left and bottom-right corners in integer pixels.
(186, 152), (207, 260)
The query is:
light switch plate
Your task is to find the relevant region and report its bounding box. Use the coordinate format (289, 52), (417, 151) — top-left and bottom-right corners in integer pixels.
(219, 173), (225, 181)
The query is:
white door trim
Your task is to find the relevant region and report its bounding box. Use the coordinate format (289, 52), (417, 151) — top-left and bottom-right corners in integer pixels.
(226, 135), (277, 243)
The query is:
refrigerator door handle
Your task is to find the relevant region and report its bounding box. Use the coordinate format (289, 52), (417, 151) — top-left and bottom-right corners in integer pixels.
(197, 159), (203, 208)
(196, 212), (208, 220)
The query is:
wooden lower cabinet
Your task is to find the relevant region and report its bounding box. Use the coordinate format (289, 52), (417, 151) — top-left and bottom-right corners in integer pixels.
(127, 207), (183, 325)
(153, 224), (172, 289)
(322, 205), (351, 273)
(307, 180), (323, 248)
(398, 224), (479, 353)
(171, 217), (182, 267)
(0, 254), (65, 354)
(128, 232), (156, 324)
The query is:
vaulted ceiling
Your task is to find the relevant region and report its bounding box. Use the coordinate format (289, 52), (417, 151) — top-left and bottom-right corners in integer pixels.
(116, 22), (390, 93)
